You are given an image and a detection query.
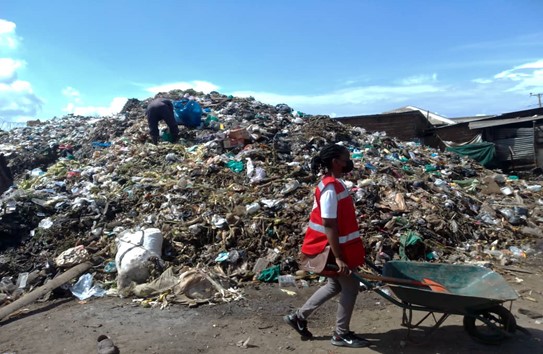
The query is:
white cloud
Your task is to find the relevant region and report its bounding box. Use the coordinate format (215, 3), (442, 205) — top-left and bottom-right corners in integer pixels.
(472, 78), (493, 84)
(62, 96), (128, 117)
(62, 85), (127, 116)
(146, 80), (220, 94)
(0, 20), (43, 122)
(399, 73), (437, 85)
(62, 86), (82, 103)
(0, 80), (43, 122)
(494, 59), (543, 92)
(232, 83), (445, 110)
(0, 19), (19, 50)
(0, 58), (24, 83)
(515, 60), (543, 70)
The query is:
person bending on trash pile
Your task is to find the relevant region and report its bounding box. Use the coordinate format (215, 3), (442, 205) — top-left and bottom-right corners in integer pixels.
(145, 97), (180, 144)
(284, 143), (369, 348)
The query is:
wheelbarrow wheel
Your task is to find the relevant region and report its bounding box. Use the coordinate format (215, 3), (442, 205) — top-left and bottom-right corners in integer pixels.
(463, 306), (516, 345)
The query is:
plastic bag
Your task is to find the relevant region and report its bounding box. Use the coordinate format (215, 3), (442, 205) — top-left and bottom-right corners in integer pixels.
(70, 273), (106, 300)
(227, 160), (244, 173)
(173, 99), (202, 127)
(257, 265), (280, 282)
(246, 158), (266, 183)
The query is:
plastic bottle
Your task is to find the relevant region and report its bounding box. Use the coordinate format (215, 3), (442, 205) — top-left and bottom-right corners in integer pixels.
(16, 272), (29, 289)
(509, 246), (526, 258)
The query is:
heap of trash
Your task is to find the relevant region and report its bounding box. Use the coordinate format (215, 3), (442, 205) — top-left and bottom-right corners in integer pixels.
(0, 90), (542, 308)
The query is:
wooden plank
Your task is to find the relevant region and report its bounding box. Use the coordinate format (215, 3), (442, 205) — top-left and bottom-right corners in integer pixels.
(0, 261), (93, 323)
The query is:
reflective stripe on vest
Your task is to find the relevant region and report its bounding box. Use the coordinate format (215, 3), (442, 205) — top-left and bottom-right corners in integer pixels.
(317, 181), (350, 201)
(307, 221), (360, 244)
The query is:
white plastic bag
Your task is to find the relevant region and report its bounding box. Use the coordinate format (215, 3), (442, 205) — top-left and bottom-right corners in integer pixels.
(142, 228), (163, 255)
(115, 229), (163, 288)
(70, 273), (106, 300)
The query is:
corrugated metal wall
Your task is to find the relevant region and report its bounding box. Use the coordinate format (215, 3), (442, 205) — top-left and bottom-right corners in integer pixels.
(492, 127), (534, 163)
(536, 125), (543, 168)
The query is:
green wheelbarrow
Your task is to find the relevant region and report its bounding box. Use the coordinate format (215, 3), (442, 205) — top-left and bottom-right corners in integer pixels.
(353, 260), (522, 345)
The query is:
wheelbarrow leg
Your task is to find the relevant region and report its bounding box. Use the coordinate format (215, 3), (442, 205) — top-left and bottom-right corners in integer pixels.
(401, 306), (450, 345)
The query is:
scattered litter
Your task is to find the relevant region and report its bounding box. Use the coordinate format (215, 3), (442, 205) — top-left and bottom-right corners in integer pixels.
(518, 308), (543, 319)
(0, 89), (541, 309)
(280, 289), (297, 296)
(70, 273), (106, 301)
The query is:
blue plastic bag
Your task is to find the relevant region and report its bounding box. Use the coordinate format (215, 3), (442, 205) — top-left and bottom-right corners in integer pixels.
(173, 99), (203, 127)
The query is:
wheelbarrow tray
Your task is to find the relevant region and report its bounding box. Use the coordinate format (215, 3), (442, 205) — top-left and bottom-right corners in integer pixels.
(382, 261), (518, 313)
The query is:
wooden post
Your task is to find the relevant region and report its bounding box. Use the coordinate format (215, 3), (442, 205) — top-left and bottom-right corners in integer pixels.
(0, 261), (93, 323)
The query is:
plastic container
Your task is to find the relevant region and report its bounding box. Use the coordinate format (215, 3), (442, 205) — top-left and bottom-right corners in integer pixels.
(16, 272), (29, 289)
(526, 185), (542, 192)
(278, 275), (297, 288)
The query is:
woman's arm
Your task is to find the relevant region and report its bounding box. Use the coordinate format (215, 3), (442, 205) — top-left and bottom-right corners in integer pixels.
(322, 218), (349, 275)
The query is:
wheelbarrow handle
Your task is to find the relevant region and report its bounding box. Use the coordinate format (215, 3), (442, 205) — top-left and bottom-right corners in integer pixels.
(326, 264), (449, 293)
(364, 257), (383, 275)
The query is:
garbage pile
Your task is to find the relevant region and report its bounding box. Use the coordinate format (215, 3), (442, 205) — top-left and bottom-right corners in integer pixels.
(0, 89), (542, 307)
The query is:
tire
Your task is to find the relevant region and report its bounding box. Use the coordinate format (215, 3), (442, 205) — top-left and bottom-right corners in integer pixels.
(463, 306), (516, 345)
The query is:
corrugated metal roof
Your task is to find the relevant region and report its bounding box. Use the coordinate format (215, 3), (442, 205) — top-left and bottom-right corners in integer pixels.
(449, 115), (496, 124)
(469, 115), (543, 129)
(383, 106), (456, 125)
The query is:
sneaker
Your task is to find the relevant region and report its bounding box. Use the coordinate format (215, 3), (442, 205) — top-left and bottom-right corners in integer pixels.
(283, 313), (313, 339)
(331, 331), (370, 348)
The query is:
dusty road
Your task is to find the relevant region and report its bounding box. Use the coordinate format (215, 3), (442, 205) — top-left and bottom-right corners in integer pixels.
(1, 262), (542, 354)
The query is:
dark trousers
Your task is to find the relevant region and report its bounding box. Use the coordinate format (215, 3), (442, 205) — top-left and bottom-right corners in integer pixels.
(146, 104), (180, 141)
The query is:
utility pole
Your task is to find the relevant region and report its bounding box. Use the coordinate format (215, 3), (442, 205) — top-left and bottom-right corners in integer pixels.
(530, 92), (542, 108)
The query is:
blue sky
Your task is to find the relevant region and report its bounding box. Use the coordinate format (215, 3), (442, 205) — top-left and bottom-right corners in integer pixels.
(1, 0), (543, 123)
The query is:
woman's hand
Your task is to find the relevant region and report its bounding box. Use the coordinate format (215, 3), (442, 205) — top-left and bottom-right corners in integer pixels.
(335, 258), (350, 275)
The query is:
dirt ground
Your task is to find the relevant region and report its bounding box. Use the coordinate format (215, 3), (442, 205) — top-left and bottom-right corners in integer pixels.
(1, 261), (542, 354)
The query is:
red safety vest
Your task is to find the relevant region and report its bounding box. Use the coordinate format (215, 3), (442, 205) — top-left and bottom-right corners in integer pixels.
(301, 176), (365, 269)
